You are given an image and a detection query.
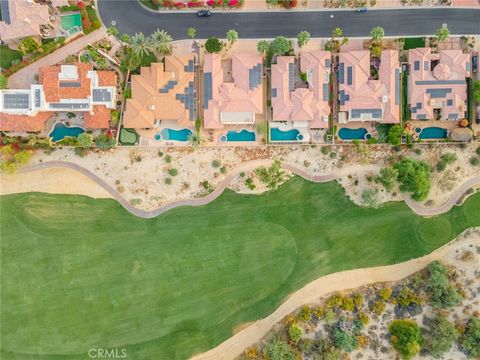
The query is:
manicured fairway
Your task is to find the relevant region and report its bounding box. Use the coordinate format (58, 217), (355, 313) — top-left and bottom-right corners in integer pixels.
(1, 178), (479, 359)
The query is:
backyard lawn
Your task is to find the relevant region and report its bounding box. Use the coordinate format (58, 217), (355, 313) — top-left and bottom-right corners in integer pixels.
(1, 178), (479, 359)
(0, 45), (22, 69)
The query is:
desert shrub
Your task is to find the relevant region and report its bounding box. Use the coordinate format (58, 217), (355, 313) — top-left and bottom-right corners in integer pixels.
(388, 319), (423, 360)
(379, 287), (392, 301)
(341, 296), (355, 312)
(425, 315), (458, 358)
(212, 159), (221, 168)
(370, 300), (385, 315)
(220, 166), (227, 174)
(332, 327), (358, 352)
(288, 324), (302, 344)
(427, 261), (462, 309)
(376, 166), (398, 192)
(395, 287), (423, 307)
(165, 154), (172, 163)
(263, 338), (296, 360)
(255, 160), (285, 190)
(470, 157), (480, 166)
(393, 158), (431, 201)
(298, 306), (311, 322)
(437, 153), (457, 171)
(298, 338), (314, 354)
(165, 177), (172, 185)
(461, 317), (480, 358)
(168, 168), (178, 176)
(321, 145), (330, 154)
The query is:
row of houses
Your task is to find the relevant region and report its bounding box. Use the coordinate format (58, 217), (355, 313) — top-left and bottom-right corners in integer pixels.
(0, 47), (472, 143)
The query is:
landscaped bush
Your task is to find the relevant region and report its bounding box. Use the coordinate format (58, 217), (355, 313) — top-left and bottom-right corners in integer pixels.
(212, 159), (221, 168)
(95, 134), (116, 149)
(376, 166), (398, 192)
(298, 306), (311, 322)
(165, 155), (172, 163)
(386, 125), (404, 146)
(288, 323), (302, 343)
(427, 261), (462, 309)
(461, 317), (480, 358)
(393, 158), (431, 201)
(388, 319), (423, 360)
(263, 338), (296, 360)
(168, 168), (178, 176)
(425, 315), (458, 358)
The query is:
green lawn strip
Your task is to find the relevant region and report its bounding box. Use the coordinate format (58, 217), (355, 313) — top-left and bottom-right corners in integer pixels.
(403, 37), (426, 50)
(0, 45), (22, 69)
(1, 178), (479, 359)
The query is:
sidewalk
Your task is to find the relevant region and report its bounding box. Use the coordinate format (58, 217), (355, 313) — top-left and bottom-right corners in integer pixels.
(8, 28), (107, 89)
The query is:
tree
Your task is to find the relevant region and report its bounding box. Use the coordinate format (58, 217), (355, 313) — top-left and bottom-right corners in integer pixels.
(473, 80), (480, 103)
(255, 160), (285, 189)
(120, 33), (132, 44)
(257, 40), (270, 54)
(427, 261), (462, 308)
(435, 26), (450, 42)
(107, 26), (119, 37)
(393, 158), (431, 201)
(425, 315), (458, 358)
(187, 131), (203, 148)
(388, 319), (423, 360)
(205, 37), (223, 53)
(263, 338), (296, 360)
(130, 32), (152, 59)
(297, 30), (311, 48)
(330, 27), (348, 53)
(77, 133), (94, 147)
(386, 124), (404, 146)
(271, 36), (292, 55)
(288, 323), (302, 343)
(18, 36), (40, 55)
(150, 29), (172, 55)
(226, 29), (238, 45)
(461, 317), (480, 358)
(187, 27), (196, 39)
(377, 166), (398, 192)
(95, 134), (116, 149)
(370, 26), (385, 41)
(0, 74), (7, 89)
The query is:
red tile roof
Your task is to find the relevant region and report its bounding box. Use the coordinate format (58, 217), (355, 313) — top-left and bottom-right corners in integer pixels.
(83, 106), (110, 129)
(39, 63), (92, 103)
(0, 112), (53, 132)
(97, 71), (117, 87)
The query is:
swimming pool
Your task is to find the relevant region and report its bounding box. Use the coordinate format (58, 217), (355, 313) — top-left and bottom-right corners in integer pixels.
(49, 123), (84, 142)
(338, 128), (368, 140)
(60, 13), (83, 36)
(220, 129), (256, 142)
(270, 128), (300, 142)
(417, 127), (448, 139)
(155, 128), (192, 141)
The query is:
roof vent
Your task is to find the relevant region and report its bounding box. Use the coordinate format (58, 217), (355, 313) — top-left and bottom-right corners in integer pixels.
(149, 104), (155, 111)
(382, 95), (388, 103)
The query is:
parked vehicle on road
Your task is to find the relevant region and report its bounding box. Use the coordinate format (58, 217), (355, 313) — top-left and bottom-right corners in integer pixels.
(357, 7), (367, 13)
(197, 10), (211, 17)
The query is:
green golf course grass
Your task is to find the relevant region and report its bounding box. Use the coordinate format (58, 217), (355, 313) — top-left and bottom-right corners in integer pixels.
(1, 177), (479, 359)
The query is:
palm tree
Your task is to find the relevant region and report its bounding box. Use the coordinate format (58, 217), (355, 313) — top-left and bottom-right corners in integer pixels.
(257, 40), (270, 54)
(226, 29), (238, 45)
(150, 29), (173, 55)
(297, 30), (310, 48)
(107, 26), (119, 37)
(187, 131), (203, 148)
(130, 32), (152, 59)
(187, 27), (196, 40)
(330, 27), (348, 53)
(370, 26), (384, 42)
(435, 26), (450, 42)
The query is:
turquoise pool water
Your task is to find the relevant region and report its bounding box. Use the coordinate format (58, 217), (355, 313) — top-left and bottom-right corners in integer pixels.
(270, 128), (300, 141)
(221, 129), (256, 142)
(49, 123), (84, 142)
(417, 127), (448, 139)
(338, 128), (368, 140)
(158, 128), (192, 141)
(60, 13), (83, 35)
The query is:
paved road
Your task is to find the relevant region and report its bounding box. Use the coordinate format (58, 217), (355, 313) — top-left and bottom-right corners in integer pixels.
(18, 160), (480, 218)
(97, 1), (480, 38)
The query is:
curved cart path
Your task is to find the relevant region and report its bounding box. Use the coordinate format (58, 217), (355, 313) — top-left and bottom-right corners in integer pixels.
(191, 234), (480, 360)
(16, 160), (480, 218)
